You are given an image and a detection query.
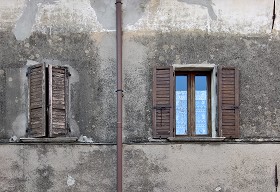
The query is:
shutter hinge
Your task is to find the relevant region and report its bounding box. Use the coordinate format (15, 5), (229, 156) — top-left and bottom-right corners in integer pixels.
(26, 68), (31, 77)
(173, 71), (175, 76)
(67, 71), (71, 77)
(67, 123), (71, 132)
(26, 127), (31, 134)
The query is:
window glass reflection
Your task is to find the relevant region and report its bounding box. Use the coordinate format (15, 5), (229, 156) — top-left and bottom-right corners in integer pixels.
(176, 76), (188, 135)
(195, 76), (208, 135)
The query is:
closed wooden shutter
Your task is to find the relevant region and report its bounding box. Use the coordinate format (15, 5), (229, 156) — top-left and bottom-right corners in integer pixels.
(48, 65), (69, 137)
(218, 66), (240, 138)
(28, 64), (46, 137)
(153, 67), (174, 138)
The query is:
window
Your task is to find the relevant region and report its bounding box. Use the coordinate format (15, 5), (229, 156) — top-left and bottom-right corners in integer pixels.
(152, 65), (240, 139)
(175, 71), (211, 136)
(27, 63), (70, 138)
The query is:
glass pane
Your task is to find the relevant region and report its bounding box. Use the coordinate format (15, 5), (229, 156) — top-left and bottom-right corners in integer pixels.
(176, 76), (188, 135)
(195, 76), (208, 135)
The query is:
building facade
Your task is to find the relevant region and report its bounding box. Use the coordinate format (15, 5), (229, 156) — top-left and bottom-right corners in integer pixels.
(0, 0), (280, 191)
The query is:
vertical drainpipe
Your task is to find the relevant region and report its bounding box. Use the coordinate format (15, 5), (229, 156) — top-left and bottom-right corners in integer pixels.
(116, 0), (123, 192)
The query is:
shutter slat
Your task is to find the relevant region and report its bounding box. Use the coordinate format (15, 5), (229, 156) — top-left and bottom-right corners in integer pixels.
(48, 66), (68, 137)
(28, 64), (46, 137)
(153, 67), (174, 138)
(218, 66), (240, 138)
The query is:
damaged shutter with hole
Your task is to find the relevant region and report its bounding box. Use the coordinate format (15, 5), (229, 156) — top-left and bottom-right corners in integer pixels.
(28, 64), (46, 137)
(218, 66), (240, 138)
(48, 65), (69, 137)
(153, 67), (174, 138)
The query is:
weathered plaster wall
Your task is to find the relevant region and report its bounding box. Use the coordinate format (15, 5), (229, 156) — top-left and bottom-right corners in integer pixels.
(0, 0), (280, 140)
(124, 144), (280, 192)
(0, 1), (280, 191)
(0, 144), (116, 192)
(0, 144), (279, 192)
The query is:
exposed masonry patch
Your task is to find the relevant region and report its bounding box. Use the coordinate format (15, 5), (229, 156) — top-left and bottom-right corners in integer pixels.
(13, 0), (56, 41)
(178, 0), (217, 20)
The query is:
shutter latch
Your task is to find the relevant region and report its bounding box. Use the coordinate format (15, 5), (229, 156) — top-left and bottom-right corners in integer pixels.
(153, 105), (171, 110)
(67, 71), (71, 77)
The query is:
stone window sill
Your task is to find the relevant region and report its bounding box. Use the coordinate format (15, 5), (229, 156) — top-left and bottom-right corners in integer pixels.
(167, 137), (226, 142)
(20, 137), (78, 143)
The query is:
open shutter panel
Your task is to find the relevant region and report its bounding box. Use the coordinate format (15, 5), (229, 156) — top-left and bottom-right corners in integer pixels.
(48, 65), (69, 137)
(28, 64), (46, 137)
(218, 66), (240, 138)
(153, 66), (174, 138)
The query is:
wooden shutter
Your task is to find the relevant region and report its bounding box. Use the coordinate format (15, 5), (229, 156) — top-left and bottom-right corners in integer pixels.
(48, 65), (69, 137)
(28, 64), (46, 137)
(153, 66), (174, 138)
(218, 66), (240, 138)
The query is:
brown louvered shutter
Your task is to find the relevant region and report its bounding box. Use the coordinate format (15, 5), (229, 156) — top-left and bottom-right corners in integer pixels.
(48, 65), (69, 137)
(153, 66), (174, 138)
(28, 64), (46, 137)
(218, 66), (240, 138)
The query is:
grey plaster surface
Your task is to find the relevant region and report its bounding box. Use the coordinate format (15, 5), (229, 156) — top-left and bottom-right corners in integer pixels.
(0, 144), (116, 192)
(124, 143), (280, 192)
(178, 0), (217, 20)
(0, 144), (278, 192)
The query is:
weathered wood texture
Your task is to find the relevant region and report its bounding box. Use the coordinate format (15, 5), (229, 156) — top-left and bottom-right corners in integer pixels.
(153, 67), (174, 138)
(218, 67), (240, 138)
(28, 64), (46, 137)
(48, 65), (68, 137)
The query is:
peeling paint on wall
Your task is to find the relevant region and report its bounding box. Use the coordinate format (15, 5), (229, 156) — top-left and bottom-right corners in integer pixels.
(178, 0), (217, 20)
(12, 113), (27, 137)
(89, 0), (115, 30)
(123, 0), (150, 26)
(13, 0), (57, 41)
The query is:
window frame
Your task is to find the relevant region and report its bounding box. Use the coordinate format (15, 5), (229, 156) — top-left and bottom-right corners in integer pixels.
(175, 71), (212, 137)
(173, 64), (218, 138)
